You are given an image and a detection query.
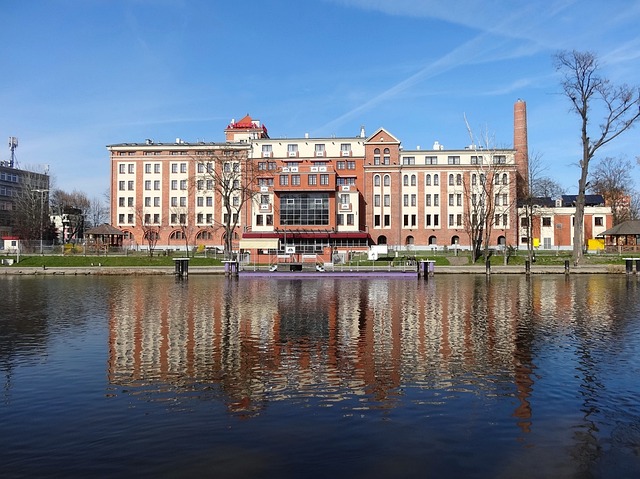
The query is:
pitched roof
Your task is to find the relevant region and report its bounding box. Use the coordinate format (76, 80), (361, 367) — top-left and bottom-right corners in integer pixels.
(85, 224), (124, 236)
(561, 194), (605, 207)
(599, 220), (640, 236)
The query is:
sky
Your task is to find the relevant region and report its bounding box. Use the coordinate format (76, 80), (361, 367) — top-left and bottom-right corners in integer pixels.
(2, 0), (639, 198)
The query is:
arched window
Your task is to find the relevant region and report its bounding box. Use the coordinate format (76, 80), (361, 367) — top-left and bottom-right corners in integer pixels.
(196, 230), (213, 240)
(405, 235), (415, 245)
(411, 174), (417, 186)
(374, 174), (381, 187)
(426, 174), (431, 186)
(384, 174), (390, 186)
(403, 174), (409, 186)
(449, 174), (454, 186)
(170, 230), (185, 240)
(451, 235), (459, 245)
(456, 174), (462, 185)
(429, 235), (437, 245)
(383, 148), (390, 165)
(495, 174), (501, 185)
(374, 148), (380, 165)
(480, 174), (485, 185)
(434, 174), (439, 186)
(502, 173), (508, 185)
(377, 235), (387, 245)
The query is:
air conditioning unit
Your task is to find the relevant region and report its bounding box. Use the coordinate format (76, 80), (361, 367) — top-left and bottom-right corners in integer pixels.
(341, 150), (350, 156)
(260, 186), (269, 192)
(282, 167), (290, 172)
(340, 203), (350, 210)
(310, 166), (319, 172)
(315, 151), (325, 157)
(285, 246), (296, 254)
(288, 151), (297, 157)
(263, 152), (272, 158)
(260, 204), (270, 211)
(318, 166), (327, 172)
(290, 167), (298, 172)
(341, 185), (350, 191)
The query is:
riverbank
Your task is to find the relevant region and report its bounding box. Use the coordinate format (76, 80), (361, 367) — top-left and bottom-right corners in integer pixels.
(0, 263), (633, 275)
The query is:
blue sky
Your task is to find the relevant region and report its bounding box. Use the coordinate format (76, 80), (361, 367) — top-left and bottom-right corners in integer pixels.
(2, 0), (639, 197)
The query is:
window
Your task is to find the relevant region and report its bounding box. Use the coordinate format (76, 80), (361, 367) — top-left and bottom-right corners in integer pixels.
(347, 214), (354, 225)
(118, 164), (126, 174)
(457, 194), (462, 206)
(197, 197), (204, 207)
(118, 197), (125, 207)
(426, 214), (431, 226)
(287, 144), (298, 156)
(337, 214), (344, 226)
(449, 194), (454, 206)
(144, 213), (150, 224)
(180, 163), (187, 173)
(145, 197), (151, 207)
(411, 194), (416, 206)
(502, 174), (508, 185)
(374, 194), (380, 207)
(384, 194), (390, 207)
(347, 161), (356, 170)
(373, 148), (380, 165)
(502, 214), (508, 226)
(595, 216), (603, 226)
(340, 194), (349, 204)
(374, 175), (381, 187)
(258, 162), (267, 171)
(457, 214), (462, 226)
(374, 215), (381, 227)
(448, 156), (460, 165)
(384, 214), (390, 226)
(336, 161), (345, 170)
(320, 174), (329, 185)
(434, 194), (439, 206)
(403, 175), (409, 186)
(542, 217), (552, 227)
(521, 217), (529, 227)
(180, 197), (186, 207)
(118, 214), (124, 223)
(340, 143), (351, 156)
(144, 180), (151, 190)
(197, 180), (204, 190)
(256, 215), (263, 226)
(171, 180), (178, 190)
(456, 174), (462, 186)
(434, 174), (439, 186)
(280, 175), (289, 186)
(403, 215), (409, 227)
(206, 197), (213, 207)
(403, 194), (409, 207)
(411, 175), (416, 186)
(180, 180), (187, 190)
(449, 214), (454, 226)
(233, 197), (239, 207)
(308, 174), (317, 186)
(434, 214), (439, 226)
(153, 214), (160, 223)
(472, 174), (477, 185)
(145, 164), (151, 173)
(154, 197), (160, 207)
(315, 144), (325, 157)
(383, 148), (390, 165)
(503, 193), (508, 205)
(154, 164), (161, 173)
(449, 174), (454, 186)
(426, 174), (431, 186)
(471, 155), (483, 165)
(206, 213), (213, 223)
(128, 181), (134, 190)
(171, 197), (177, 207)
(291, 174), (301, 186)
(128, 214), (134, 224)
(154, 180), (160, 190)
(127, 164), (134, 174)
(425, 156), (437, 165)
(426, 194), (431, 207)
(262, 144), (272, 157)
(171, 163), (178, 173)
(383, 175), (390, 187)
(493, 155), (507, 164)
(402, 156), (415, 165)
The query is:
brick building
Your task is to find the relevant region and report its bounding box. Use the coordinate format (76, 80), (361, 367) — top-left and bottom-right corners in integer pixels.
(108, 100), (532, 260)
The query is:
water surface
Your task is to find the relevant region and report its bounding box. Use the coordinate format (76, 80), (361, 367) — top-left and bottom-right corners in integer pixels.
(1, 274), (639, 478)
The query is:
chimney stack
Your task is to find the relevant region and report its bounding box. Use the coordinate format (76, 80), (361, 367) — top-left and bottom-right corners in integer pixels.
(514, 99), (528, 188)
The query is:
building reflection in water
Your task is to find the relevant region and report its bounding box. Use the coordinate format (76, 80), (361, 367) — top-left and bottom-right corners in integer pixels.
(107, 275), (623, 431)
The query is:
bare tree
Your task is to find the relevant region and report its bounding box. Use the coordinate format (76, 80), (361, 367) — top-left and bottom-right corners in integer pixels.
(169, 206), (197, 256)
(86, 196), (109, 229)
(519, 152), (547, 263)
(12, 171), (52, 244)
(50, 189), (90, 243)
(134, 205), (159, 256)
(462, 119), (514, 262)
(194, 147), (267, 259)
(555, 50), (640, 264)
(588, 156), (635, 225)
(531, 176), (565, 199)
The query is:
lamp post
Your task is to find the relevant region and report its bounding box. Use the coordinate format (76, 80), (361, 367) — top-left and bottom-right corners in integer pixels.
(33, 189), (49, 255)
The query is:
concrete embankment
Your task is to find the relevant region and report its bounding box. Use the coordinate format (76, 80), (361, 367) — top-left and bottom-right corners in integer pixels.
(0, 264), (631, 276)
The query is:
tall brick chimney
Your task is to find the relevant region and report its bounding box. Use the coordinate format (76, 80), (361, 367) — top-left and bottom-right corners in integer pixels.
(514, 99), (528, 193)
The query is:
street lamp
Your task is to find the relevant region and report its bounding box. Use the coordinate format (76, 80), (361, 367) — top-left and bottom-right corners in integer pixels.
(33, 189), (49, 255)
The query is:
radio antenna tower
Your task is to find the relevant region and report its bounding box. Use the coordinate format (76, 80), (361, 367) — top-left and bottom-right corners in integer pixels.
(8, 137), (18, 168)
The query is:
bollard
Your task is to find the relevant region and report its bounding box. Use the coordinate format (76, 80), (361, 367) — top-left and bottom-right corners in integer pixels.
(625, 258), (633, 275)
(564, 260), (570, 275)
(636, 259), (640, 275)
